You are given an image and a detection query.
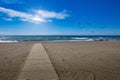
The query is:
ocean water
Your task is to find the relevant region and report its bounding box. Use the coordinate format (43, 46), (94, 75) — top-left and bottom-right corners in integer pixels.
(0, 35), (120, 42)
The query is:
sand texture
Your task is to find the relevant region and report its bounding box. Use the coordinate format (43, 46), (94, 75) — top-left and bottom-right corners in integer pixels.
(0, 42), (34, 80)
(43, 41), (120, 80)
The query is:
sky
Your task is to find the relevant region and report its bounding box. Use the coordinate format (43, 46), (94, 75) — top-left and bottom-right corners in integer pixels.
(0, 0), (120, 35)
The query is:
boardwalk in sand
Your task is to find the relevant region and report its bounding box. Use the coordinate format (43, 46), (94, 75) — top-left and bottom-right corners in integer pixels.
(17, 44), (59, 80)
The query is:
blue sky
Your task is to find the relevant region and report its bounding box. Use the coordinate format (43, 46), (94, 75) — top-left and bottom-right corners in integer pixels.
(0, 0), (120, 35)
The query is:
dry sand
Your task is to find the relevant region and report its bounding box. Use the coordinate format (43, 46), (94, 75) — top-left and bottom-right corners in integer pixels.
(0, 41), (120, 80)
(0, 42), (34, 80)
(43, 41), (120, 80)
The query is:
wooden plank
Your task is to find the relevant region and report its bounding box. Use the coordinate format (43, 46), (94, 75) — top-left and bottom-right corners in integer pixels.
(17, 44), (59, 80)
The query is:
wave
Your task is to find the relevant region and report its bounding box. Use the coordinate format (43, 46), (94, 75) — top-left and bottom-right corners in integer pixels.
(71, 37), (94, 41)
(0, 40), (18, 43)
(50, 39), (94, 42)
(0, 36), (119, 42)
(72, 37), (88, 40)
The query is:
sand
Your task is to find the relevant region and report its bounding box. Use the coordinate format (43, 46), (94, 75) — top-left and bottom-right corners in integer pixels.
(0, 41), (120, 80)
(0, 42), (34, 80)
(43, 41), (120, 80)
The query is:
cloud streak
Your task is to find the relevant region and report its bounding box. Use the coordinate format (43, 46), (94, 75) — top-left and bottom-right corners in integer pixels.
(0, 7), (68, 23)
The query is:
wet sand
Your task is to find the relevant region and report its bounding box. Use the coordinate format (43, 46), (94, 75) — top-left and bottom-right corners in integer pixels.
(0, 42), (34, 80)
(43, 41), (120, 80)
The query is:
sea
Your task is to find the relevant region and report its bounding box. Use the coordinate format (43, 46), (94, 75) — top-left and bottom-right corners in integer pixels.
(0, 35), (120, 42)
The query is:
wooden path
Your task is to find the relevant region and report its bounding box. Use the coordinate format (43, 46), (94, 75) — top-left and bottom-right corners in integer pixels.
(17, 44), (59, 80)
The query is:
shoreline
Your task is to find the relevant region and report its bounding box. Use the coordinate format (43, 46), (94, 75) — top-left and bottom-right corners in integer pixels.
(0, 39), (119, 43)
(0, 35), (120, 43)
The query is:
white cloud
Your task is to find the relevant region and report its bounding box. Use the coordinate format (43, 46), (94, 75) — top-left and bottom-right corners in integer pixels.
(34, 10), (68, 19)
(0, 7), (69, 23)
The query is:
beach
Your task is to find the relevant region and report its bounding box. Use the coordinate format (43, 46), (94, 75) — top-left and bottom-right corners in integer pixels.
(0, 41), (120, 80)
(0, 42), (34, 80)
(43, 41), (120, 80)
